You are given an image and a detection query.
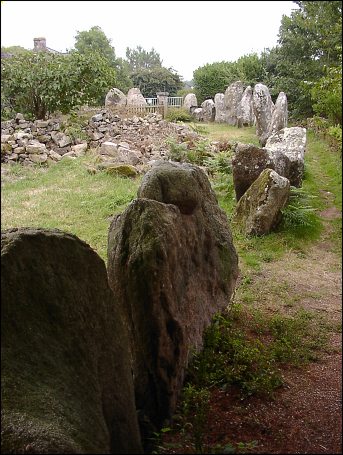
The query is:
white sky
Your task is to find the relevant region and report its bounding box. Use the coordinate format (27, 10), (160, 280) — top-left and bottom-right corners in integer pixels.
(1, 1), (298, 81)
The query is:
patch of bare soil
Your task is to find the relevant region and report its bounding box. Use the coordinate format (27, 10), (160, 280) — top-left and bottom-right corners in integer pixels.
(162, 210), (342, 454)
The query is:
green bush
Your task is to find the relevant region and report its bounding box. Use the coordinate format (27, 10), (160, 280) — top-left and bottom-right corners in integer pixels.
(166, 107), (193, 123)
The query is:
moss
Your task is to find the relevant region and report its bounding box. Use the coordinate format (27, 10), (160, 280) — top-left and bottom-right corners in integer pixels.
(105, 164), (138, 178)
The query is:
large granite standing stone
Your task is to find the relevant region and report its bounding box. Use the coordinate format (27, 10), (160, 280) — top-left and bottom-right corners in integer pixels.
(232, 143), (275, 201)
(265, 127), (307, 187)
(127, 88), (147, 106)
(232, 169), (290, 235)
(253, 83), (275, 146)
(237, 86), (255, 127)
(1, 228), (142, 454)
(183, 93), (198, 113)
(200, 99), (215, 122)
(214, 93), (226, 123)
(107, 162), (239, 436)
(105, 88), (127, 108)
(267, 91), (288, 137)
(224, 81), (244, 125)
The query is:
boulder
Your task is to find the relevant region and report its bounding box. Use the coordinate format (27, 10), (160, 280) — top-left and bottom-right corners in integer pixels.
(200, 99), (215, 122)
(224, 81), (244, 125)
(183, 93), (198, 113)
(107, 161), (239, 439)
(1, 228), (142, 454)
(192, 107), (203, 121)
(105, 88), (127, 108)
(232, 143), (275, 201)
(25, 142), (47, 154)
(265, 127), (307, 187)
(214, 93), (226, 123)
(232, 168), (290, 235)
(253, 83), (275, 146)
(127, 88), (147, 106)
(267, 91), (288, 136)
(237, 86), (255, 127)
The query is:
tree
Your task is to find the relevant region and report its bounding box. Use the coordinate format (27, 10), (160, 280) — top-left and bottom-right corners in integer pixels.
(275, 0), (342, 119)
(1, 51), (116, 119)
(193, 61), (240, 104)
(73, 26), (132, 94)
(130, 67), (183, 98)
(126, 45), (162, 72)
(74, 25), (116, 63)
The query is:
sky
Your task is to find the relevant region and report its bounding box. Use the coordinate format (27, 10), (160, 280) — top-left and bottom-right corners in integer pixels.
(1, 1), (298, 81)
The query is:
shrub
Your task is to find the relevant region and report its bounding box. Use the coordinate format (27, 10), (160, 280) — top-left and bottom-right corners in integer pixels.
(166, 107), (193, 123)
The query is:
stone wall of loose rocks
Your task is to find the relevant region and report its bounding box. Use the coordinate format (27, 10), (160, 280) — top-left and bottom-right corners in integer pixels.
(1, 111), (201, 169)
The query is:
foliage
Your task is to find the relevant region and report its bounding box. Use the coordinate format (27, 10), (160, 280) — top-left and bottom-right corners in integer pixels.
(72, 25), (132, 95)
(130, 66), (183, 97)
(165, 107), (193, 123)
(125, 45), (162, 72)
(203, 151), (233, 176)
(310, 60), (342, 125)
(281, 186), (319, 230)
(193, 61), (239, 104)
(165, 137), (212, 165)
(1, 45), (31, 56)
(1, 51), (116, 119)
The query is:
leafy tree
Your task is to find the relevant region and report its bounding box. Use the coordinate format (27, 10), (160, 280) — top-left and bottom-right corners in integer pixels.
(1, 51), (116, 119)
(193, 61), (239, 104)
(73, 25), (132, 94)
(1, 45), (30, 56)
(126, 45), (162, 72)
(275, 0), (342, 119)
(74, 25), (116, 63)
(130, 66), (183, 98)
(235, 53), (266, 88)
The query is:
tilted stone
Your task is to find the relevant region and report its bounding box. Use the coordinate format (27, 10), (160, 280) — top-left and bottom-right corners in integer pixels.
(127, 88), (147, 106)
(107, 161), (238, 441)
(1, 227), (142, 454)
(232, 168), (290, 235)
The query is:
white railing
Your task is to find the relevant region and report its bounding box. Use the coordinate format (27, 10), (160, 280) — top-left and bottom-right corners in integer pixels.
(168, 97), (183, 107)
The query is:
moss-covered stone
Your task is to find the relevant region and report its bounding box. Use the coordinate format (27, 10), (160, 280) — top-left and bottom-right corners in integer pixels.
(1, 228), (142, 454)
(105, 164), (138, 177)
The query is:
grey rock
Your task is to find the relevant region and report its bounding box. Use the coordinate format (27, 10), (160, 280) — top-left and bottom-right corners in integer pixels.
(267, 92), (288, 137)
(253, 83), (275, 146)
(237, 86), (255, 127)
(200, 99), (215, 122)
(127, 88), (147, 106)
(183, 93), (198, 112)
(214, 93), (226, 123)
(224, 81), (244, 125)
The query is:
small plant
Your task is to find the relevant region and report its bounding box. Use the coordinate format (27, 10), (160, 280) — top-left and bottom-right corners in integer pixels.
(165, 137), (188, 162)
(281, 186), (319, 230)
(203, 151), (233, 175)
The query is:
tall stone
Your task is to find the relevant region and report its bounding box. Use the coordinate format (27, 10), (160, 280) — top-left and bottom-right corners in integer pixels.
(105, 88), (127, 108)
(127, 88), (147, 106)
(267, 91), (288, 136)
(201, 99), (215, 122)
(224, 81), (244, 125)
(253, 83), (275, 146)
(183, 93), (198, 113)
(107, 161), (239, 441)
(237, 86), (255, 127)
(1, 228), (142, 454)
(214, 93), (226, 123)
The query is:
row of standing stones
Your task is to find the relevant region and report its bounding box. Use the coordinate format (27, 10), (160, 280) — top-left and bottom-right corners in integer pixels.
(2, 85), (307, 453)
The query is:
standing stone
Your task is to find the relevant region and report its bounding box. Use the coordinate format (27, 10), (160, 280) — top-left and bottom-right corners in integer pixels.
(127, 88), (147, 106)
(105, 88), (127, 108)
(264, 127), (307, 187)
(107, 162), (238, 441)
(253, 83), (275, 146)
(237, 86), (255, 127)
(183, 93), (198, 113)
(224, 81), (244, 125)
(201, 99), (215, 122)
(232, 168), (290, 235)
(1, 228), (142, 454)
(192, 107), (203, 121)
(214, 93), (226, 123)
(267, 91), (288, 137)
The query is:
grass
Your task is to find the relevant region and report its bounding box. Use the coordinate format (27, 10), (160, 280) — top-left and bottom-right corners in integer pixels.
(1, 157), (140, 261)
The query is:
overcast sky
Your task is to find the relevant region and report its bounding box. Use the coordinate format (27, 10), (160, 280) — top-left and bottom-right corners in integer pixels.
(1, 1), (298, 81)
